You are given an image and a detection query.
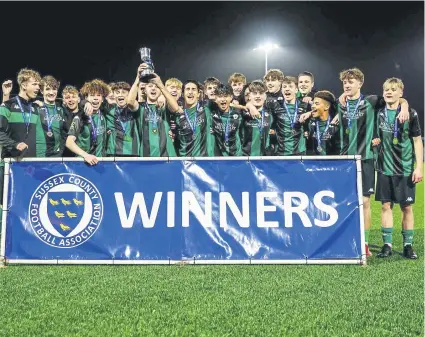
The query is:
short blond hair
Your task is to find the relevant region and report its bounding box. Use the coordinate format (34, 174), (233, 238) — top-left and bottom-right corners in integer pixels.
(228, 73), (247, 85)
(264, 69), (284, 82)
(339, 68), (364, 83)
(62, 85), (79, 97)
(165, 78), (182, 90)
(17, 68), (41, 87)
(383, 77), (404, 91)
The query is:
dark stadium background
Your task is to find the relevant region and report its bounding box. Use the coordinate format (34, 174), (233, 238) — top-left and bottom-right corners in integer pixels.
(1, 2), (423, 132)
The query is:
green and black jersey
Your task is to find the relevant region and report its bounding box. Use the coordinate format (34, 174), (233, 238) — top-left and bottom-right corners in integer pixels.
(105, 104), (141, 157)
(62, 106), (80, 157)
(296, 90), (317, 100)
(210, 108), (243, 156)
(266, 92), (283, 152)
(36, 103), (67, 157)
(0, 96), (41, 158)
(307, 118), (340, 155)
(242, 107), (272, 156)
(375, 107), (421, 176)
(68, 110), (107, 157)
(173, 103), (211, 157)
(268, 98), (309, 155)
(139, 103), (176, 157)
(63, 106), (79, 131)
(338, 94), (384, 160)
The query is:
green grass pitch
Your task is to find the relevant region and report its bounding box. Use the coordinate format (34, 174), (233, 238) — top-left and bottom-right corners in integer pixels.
(0, 179), (423, 336)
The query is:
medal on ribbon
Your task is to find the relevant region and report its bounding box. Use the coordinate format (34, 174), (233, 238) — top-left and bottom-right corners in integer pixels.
(146, 103), (158, 134)
(89, 111), (101, 145)
(117, 107), (132, 142)
(345, 95), (363, 135)
(224, 109), (232, 147)
(184, 103), (199, 141)
(257, 108), (265, 136)
(44, 103), (57, 138)
(385, 105), (401, 146)
(16, 96), (32, 134)
(316, 116), (330, 154)
(284, 100), (298, 135)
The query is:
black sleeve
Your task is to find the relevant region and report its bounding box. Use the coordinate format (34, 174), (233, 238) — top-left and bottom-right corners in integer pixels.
(373, 108), (381, 140)
(307, 90), (317, 99)
(58, 107), (69, 153)
(205, 99), (218, 111)
(0, 105), (18, 149)
(101, 100), (114, 113)
(68, 115), (83, 138)
(265, 97), (276, 114)
(409, 109), (422, 138)
(329, 124), (341, 155)
(366, 95), (385, 110)
(241, 109), (253, 120)
(308, 119), (314, 136)
(78, 99), (87, 112)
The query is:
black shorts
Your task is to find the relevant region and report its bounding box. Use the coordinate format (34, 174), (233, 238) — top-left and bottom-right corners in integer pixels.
(375, 172), (416, 205)
(361, 159), (375, 196)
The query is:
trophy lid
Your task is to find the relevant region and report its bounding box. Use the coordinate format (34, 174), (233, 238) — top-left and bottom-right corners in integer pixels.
(139, 47), (151, 57)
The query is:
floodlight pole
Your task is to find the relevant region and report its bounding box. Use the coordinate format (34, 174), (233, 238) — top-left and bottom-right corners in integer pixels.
(254, 44), (278, 75)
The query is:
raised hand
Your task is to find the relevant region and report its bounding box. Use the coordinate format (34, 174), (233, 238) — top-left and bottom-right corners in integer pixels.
(2, 80), (13, 95)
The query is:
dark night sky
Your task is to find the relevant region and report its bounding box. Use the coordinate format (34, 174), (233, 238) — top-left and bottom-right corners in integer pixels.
(2, 1), (424, 131)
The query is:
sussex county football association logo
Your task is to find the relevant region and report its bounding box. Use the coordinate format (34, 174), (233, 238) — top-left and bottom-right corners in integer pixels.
(28, 174), (104, 248)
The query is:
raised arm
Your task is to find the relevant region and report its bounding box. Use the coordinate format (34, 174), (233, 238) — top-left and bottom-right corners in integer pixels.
(127, 64), (143, 112)
(0, 104), (26, 152)
(65, 116), (98, 165)
(2, 80), (12, 104)
(149, 74), (180, 113)
(398, 98), (409, 123)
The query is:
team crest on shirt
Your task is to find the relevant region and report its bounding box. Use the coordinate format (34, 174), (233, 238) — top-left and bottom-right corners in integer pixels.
(378, 120), (395, 133)
(198, 106), (204, 112)
(28, 174), (104, 248)
(233, 114), (239, 119)
(313, 130), (332, 140)
(343, 109), (364, 120)
(43, 114), (64, 122)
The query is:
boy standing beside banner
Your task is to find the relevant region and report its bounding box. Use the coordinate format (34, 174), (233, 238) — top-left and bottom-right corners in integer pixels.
(242, 81), (273, 156)
(127, 64), (179, 157)
(66, 79), (110, 165)
(305, 90), (340, 155)
(336, 68), (410, 256)
(36, 76), (67, 157)
(374, 78), (422, 259)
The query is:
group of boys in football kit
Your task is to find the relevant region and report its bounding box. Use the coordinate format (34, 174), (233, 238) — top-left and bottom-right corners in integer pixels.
(0, 63), (422, 259)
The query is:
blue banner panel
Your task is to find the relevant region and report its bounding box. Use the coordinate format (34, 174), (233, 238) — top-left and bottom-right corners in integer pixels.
(3, 159), (363, 262)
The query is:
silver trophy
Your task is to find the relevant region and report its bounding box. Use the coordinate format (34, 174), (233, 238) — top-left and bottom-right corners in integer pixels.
(139, 47), (156, 83)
